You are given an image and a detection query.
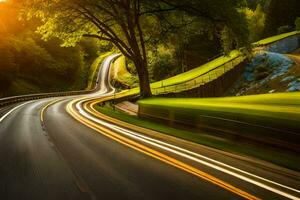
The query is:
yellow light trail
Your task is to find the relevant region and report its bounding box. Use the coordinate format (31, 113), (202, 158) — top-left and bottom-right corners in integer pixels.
(39, 52), (300, 200)
(65, 99), (260, 200)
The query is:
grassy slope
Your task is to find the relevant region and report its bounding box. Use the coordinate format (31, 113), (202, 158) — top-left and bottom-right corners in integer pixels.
(150, 50), (242, 87)
(116, 31), (300, 97)
(96, 105), (300, 171)
(254, 31), (300, 46)
(114, 50), (242, 97)
(111, 56), (137, 86)
(138, 92), (300, 131)
(95, 32), (300, 170)
(139, 92), (300, 107)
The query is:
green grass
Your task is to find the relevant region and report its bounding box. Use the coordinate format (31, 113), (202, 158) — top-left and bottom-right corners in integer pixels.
(116, 32), (300, 97)
(138, 92), (300, 109)
(254, 31), (300, 46)
(111, 56), (138, 87)
(150, 50), (242, 87)
(110, 50), (241, 95)
(115, 50), (244, 97)
(138, 92), (300, 132)
(95, 104), (300, 171)
(100, 32), (300, 170)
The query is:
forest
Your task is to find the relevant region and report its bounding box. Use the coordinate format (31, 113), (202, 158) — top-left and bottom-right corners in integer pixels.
(0, 0), (299, 97)
(0, 1), (300, 199)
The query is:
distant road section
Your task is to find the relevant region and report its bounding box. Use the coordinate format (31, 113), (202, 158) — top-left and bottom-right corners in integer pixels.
(0, 54), (299, 200)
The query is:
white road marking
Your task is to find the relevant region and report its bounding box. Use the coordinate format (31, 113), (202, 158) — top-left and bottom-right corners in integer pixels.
(74, 99), (300, 200)
(0, 101), (32, 123)
(68, 52), (300, 199)
(116, 126), (300, 194)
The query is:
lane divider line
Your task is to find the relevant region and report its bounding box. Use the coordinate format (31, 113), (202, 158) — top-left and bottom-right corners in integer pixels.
(0, 101), (32, 123)
(40, 98), (65, 123)
(67, 100), (261, 200)
(118, 125), (300, 194)
(40, 98), (98, 199)
(84, 98), (300, 199)
(87, 102), (300, 195)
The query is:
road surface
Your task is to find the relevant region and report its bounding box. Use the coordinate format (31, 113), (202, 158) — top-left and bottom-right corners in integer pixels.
(0, 54), (299, 200)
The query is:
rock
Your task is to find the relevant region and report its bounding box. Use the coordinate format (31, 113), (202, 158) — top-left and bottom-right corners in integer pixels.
(268, 89), (276, 93)
(232, 51), (295, 95)
(287, 80), (300, 91)
(281, 76), (294, 82)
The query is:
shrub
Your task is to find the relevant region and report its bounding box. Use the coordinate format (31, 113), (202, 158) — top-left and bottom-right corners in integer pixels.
(277, 25), (294, 34)
(245, 5), (266, 42)
(295, 17), (300, 31)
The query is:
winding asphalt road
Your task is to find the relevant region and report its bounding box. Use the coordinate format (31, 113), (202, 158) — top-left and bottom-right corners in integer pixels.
(0, 54), (299, 200)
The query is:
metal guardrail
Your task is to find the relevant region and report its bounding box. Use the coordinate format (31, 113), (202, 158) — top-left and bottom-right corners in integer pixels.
(0, 88), (97, 108)
(0, 53), (120, 108)
(152, 55), (245, 95)
(150, 32), (300, 96)
(1, 32), (299, 105)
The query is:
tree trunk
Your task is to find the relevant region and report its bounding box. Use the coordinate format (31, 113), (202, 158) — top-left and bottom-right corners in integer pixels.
(134, 58), (152, 98)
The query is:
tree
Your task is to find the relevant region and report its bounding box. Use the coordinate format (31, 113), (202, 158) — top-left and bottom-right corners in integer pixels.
(23, 0), (153, 98)
(0, 39), (16, 93)
(153, 0), (250, 54)
(22, 0), (250, 98)
(295, 17), (300, 31)
(245, 4), (266, 42)
(264, 0), (300, 36)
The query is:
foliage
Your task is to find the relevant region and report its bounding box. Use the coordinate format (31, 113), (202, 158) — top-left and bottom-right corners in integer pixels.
(244, 5), (266, 42)
(21, 0), (251, 98)
(246, 0), (271, 11)
(111, 56), (139, 88)
(148, 45), (178, 81)
(277, 25), (294, 35)
(0, 39), (16, 94)
(156, 0), (250, 54)
(295, 17), (300, 31)
(95, 103), (300, 171)
(0, 2), (102, 97)
(264, 0), (300, 36)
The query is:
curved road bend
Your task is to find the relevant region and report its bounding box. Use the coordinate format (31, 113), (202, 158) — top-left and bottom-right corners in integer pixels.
(0, 54), (299, 200)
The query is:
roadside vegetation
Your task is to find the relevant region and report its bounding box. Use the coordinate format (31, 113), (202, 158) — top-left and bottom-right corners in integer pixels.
(0, 0), (299, 172)
(22, 0), (251, 98)
(0, 1), (107, 97)
(110, 56), (139, 88)
(1, 0), (299, 98)
(138, 92), (300, 132)
(95, 103), (300, 171)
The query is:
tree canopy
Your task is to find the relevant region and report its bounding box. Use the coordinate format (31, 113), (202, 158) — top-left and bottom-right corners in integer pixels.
(22, 0), (250, 98)
(0, 1), (101, 97)
(264, 0), (300, 36)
